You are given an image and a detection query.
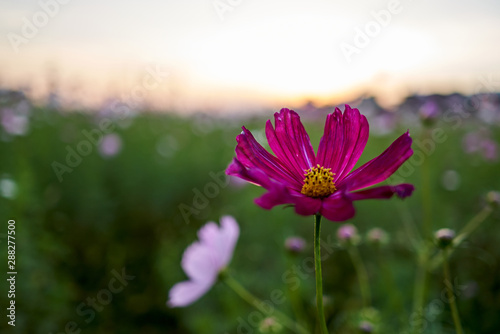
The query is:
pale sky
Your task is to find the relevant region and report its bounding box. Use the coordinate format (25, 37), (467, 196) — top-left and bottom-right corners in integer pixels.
(1, 0), (500, 112)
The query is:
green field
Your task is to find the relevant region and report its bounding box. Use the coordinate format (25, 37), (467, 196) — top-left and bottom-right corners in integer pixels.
(1, 103), (499, 334)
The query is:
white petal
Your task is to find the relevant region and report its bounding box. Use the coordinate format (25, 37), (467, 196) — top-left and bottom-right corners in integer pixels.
(197, 221), (220, 246)
(181, 242), (219, 282)
(217, 215), (240, 267)
(167, 279), (214, 307)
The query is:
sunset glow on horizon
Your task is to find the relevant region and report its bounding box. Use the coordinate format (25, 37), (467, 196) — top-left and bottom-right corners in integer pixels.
(1, 0), (500, 113)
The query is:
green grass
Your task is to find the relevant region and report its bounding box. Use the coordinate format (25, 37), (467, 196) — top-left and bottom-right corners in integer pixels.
(0, 107), (499, 333)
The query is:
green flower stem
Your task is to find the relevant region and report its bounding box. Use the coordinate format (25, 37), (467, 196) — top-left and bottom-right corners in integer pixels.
(429, 205), (493, 271)
(412, 132), (433, 333)
(314, 214), (330, 334)
(453, 205), (493, 246)
(223, 274), (308, 334)
(411, 245), (430, 334)
(442, 249), (464, 334)
(347, 243), (371, 308)
(421, 129), (433, 239)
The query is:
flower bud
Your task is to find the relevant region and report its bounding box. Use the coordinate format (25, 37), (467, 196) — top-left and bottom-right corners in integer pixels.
(337, 224), (360, 245)
(486, 191), (500, 207)
(259, 317), (283, 333)
(366, 228), (389, 246)
(359, 320), (374, 333)
(435, 228), (455, 248)
(284, 237), (306, 254)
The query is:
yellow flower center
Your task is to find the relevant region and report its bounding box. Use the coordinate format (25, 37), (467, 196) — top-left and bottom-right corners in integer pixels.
(300, 165), (337, 198)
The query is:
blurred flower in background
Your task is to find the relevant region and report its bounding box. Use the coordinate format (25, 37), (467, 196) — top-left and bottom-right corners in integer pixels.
(418, 99), (440, 126)
(0, 175), (17, 199)
(0, 92), (31, 137)
(441, 170), (461, 191)
(337, 223), (360, 245)
(435, 228), (456, 248)
(476, 94), (500, 124)
(284, 236), (306, 254)
(370, 111), (397, 137)
(366, 227), (389, 246)
(359, 320), (374, 333)
(1, 108), (29, 136)
(463, 129), (498, 162)
(98, 133), (123, 158)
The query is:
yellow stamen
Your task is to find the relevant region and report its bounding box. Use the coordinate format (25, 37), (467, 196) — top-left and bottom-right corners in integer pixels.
(300, 164), (337, 198)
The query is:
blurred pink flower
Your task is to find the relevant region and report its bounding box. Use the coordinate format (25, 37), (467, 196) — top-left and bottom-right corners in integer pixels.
(463, 132), (482, 153)
(463, 130), (498, 162)
(337, 223), (358, 241)
(227, 105), (414, 222)
(481, 139), (498, 161)
(99, 134), (122, 158)
(418, 100), (440, 125)
(1, 108), (29, 136)
(284, 236), (306, 253)
(167, 216), (239, 307)
(370, 112), (396, 136)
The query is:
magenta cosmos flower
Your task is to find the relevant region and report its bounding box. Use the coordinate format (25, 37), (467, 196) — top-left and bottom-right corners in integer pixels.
(226, 105), (414, 222)
(168, 216), (239, 307)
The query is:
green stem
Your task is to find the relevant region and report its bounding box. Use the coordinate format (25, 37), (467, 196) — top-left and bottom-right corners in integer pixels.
(453, 205), (493, 246)
(347, 244), (371, 308)
(223, 274), (308, 334)
(429, 205), (493, 271)
(421, 129), (433, 239)
(442, 250), (464, 334)
(314, 214), (329, 334)
(411, 245), (430, 334)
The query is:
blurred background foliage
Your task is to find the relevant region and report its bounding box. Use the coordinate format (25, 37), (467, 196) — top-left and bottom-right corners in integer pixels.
(0, 92), (500, 333)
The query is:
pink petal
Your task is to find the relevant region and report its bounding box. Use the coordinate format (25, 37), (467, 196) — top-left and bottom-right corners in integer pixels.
(167, 279), (214, 307)
(197, 221), (220, 244)
(339, 131), (413, 191)
(348, 184), (415, 200)
(320, 192), (356, 222)
(265, 108), (316, 177)
(292, 193), (322, 216)
(218, 216), (240, 267)
(227, 158), (295, 210)
(234, 127), (302, 189)
(197, 217), (239, 268)
(317, 105), (369, 182)
(197, 222), (225, 268)
(227, 158), (281, 189)
(181, 242), (219, 282)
